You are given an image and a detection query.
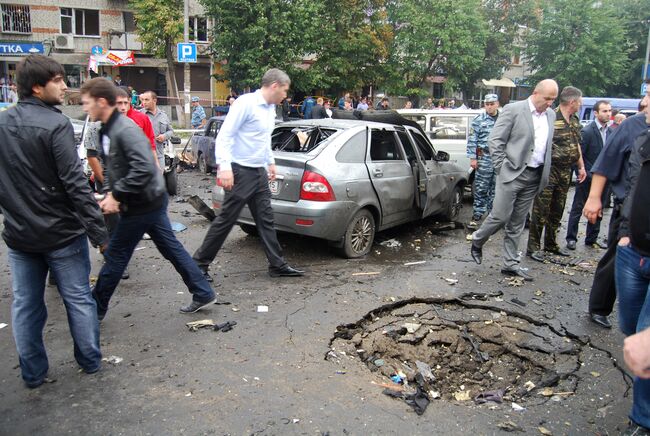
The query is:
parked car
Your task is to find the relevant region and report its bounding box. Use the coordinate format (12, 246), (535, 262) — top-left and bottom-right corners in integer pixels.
(211, 113), (468, 258)
(397, 108), (481, 186)
(191, 116), (226, 173)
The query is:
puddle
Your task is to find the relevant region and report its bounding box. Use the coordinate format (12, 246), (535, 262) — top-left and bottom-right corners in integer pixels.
(328, 298), (619, 406)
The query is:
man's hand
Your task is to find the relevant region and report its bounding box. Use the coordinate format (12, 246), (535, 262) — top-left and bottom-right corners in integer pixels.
(219, 169), (234, 190)
(624, 328), (650, 379)
(156, 134), (166, 143)
(99, 192), (120, 214)
(268, 164), (277, 181)
(99, 243), (109, 254)
(470, 159), (478, 170)
(577, 167), (587, 183)
(583, 196), (603, 224)
(618, 236), (631, 247)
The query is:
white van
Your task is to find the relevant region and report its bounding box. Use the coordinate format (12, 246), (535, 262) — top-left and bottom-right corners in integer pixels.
(397, 109), (482, 183)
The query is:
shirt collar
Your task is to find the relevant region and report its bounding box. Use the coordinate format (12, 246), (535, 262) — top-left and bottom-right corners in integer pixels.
(527, 97), (545, 116)
(254, 89), (272, 107)
(100, 108), (120, 136)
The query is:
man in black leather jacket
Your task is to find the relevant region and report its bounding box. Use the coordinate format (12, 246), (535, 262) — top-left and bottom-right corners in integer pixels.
(0, 55), (108, 388)
(80, 78), (215, 320)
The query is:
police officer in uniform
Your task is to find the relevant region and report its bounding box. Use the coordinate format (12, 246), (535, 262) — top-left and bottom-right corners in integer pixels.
(527, 86), (586, 261)
(467, 94), (500, 228)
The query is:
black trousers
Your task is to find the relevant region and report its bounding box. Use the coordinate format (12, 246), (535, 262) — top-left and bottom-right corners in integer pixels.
(193, 163), (286, 270)
(588, 201), (623, 316)
(566, 177), (606, 245)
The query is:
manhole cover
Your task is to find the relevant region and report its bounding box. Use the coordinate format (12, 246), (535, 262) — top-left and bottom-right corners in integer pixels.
(328, 298), (588, 408)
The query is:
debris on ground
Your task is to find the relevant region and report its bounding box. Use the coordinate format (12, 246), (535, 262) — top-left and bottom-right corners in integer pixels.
(187, 195), (216, 221)
(352, 271), (380, 276)
(186, 319), (215, 331)
(474, 389), (505, 404)
(505, 277), (526, 287)
(379, 239), (401, 248)
(102, 355), (123, 365)
(497, 421), (524, 432)
(404, 261), (426, 266)
(459, 291), (503, 301)
(214, 321), (237, 332)
(443, 277), (458, 285)
(171, 222), (187, 232)
(257, 305), (269, 313)
(511, 402), (526, 412)
(0, 323), (7, 330)
(538, 427), (553, 435)
(180, 210), (192, 217)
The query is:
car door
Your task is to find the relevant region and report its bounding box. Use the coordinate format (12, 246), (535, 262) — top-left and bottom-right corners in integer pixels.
(365, 127), (415, 225)
(207, 120), (222, 168)
(407, 127), (450, 217)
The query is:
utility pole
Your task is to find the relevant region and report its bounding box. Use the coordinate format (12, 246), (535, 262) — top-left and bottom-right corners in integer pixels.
(183, 0), (191, 128)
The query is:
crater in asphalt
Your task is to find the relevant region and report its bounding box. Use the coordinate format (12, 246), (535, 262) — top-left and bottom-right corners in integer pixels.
(328, 298), (601, 406)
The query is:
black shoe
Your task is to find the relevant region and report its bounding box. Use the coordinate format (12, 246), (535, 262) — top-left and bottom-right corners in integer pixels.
(199, 267), (213, 282)
(179, 297), (216, 314)
(590, 313), (612, 329)
(470, 244), (482, 264)
(501, 267), (533, 281)
(566, 240), (576, 250)
(121, 268), (130, 280)
(528, 250), (545, 262)
(549, 247), (571, 257)
(268, 265), (304, 277)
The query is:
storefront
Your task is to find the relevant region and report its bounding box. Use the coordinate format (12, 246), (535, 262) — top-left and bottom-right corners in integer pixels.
(0, 41), (44, 101)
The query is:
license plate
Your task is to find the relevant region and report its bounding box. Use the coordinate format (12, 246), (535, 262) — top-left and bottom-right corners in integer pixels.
(269, 180), (279, 195)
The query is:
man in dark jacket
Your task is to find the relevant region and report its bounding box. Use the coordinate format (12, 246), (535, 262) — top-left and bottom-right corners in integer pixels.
(79, 78), (215, 320)
(0, 55), (109, 388)
(311, 97), (329, 119)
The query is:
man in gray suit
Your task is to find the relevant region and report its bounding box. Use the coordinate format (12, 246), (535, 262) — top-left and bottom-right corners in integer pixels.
(469, 79), (559, 281)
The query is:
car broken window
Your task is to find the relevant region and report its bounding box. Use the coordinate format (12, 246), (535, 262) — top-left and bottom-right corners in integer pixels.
(271, 126), (337, 153)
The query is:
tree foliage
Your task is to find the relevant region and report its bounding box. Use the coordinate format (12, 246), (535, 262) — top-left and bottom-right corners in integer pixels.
(525, 0), (630, 95)
(383, 0), (489, 98)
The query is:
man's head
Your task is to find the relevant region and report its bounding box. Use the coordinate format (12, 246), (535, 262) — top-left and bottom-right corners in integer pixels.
(324, 101), (330, 109)
(260, 68), (291, 105)
(140, 90), (158, 112)
(593, 100), (612, 125)
(484, 94), (499, 116)
(115, 87), (131, 114)
(404, 101), (412, 109)
(16, 55), (67, 104)
(80, 77), (117, 123)
(317, 97), (324, 105)
(531, 79), (559, 113)
(426, 97), (433, 105)
(614, 113), (627, 125)
(344, 98), (353, 110)
(191, 96), (200, 107)
(381, 97), (389, 108)
(558, 86), (582, 115)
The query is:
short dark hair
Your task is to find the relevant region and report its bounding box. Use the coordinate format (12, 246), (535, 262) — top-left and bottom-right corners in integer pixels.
(16, 55), (65, 99)
(115, 87), (130, 99)
(80, 77), (117, 106)
(593, 100), (610, 113)
(143, 90), (158, 100)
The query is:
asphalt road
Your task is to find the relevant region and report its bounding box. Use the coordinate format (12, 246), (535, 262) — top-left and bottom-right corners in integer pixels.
(0, 169), (632, 435)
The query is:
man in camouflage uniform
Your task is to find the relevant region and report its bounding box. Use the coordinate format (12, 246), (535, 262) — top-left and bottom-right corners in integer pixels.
(467, 94), (500, 229)
(527, 86), (587, 261)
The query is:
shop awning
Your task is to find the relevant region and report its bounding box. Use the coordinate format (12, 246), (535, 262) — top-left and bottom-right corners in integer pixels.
(482, 78), (516, 88)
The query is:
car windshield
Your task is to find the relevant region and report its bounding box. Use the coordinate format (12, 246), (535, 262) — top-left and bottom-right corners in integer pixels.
(271, 126), (337, 153)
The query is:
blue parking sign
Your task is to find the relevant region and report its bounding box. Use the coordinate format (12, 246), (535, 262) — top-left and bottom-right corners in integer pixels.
(177, 43), (197, 63)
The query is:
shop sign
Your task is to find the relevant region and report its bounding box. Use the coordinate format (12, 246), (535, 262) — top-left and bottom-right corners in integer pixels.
(0, 42), (44, 56)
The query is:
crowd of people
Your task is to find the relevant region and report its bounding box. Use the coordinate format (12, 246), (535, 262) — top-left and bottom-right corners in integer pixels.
(2, 54), (650, 434)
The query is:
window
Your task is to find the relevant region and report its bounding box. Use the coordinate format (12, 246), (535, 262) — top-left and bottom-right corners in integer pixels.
(336, 131), (366, 163)
(370, 130), (402, 161)
(208, 120), (221, 138)
(60, 8), (99, 36)
(189, 16), (208, 42)
(123, 11), (136, 33)
(409, 130), (435, 161)
(396, 130), (417, 164)
(271, 126), (336, 153)
(1, 4), (31, 33)
(429, 116), (467, 140)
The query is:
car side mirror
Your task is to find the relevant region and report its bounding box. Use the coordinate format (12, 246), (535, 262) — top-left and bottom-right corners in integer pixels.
(170, 136), (181, 145)
(436, 150), (450, 161)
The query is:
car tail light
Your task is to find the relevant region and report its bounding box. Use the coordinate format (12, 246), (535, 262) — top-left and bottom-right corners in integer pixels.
(300, 171), (335, 201)
(295, 219), (314, 226)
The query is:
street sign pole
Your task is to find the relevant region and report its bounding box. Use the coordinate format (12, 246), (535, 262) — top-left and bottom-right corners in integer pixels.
(183, 0), (191, 128)
(644, 24), (650, 83)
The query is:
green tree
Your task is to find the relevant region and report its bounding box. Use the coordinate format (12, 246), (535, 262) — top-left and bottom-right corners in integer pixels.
(384, 0), (490, 100)
(130, 0), (185, 124)
(525, 0), (629, 95)
(201, 0), (322, 92)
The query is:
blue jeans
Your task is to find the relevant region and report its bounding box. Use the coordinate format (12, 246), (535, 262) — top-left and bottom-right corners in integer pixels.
(616, 244), (650, 428)
(93, 196), (214, 317)
(9, 235), (101, 386)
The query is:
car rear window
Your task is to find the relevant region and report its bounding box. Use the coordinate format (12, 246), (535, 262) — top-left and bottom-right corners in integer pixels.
(271, 126), (337, 153)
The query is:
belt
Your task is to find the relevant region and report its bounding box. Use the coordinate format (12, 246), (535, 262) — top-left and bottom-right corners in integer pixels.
(526, 165), (544, 171)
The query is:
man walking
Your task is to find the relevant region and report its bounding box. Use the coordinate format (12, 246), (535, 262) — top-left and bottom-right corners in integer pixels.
(565, 100), (612, 250)
(140, 90), (174, 170)
(191, 96), (206, 129)
(80, 78), (215, 320)
(0, 55), (109, 388)
(193, 69), (304, 281)
(469, 79), (559, 281)
(467, 94), (500, 229)
(526, 86), (587, 261)
(582, 87), (650, 328)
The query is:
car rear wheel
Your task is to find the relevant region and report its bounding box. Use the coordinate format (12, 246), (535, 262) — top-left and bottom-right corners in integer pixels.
(442, 185), (463, 221)
(341, 209), (375, 258)
(240, 224), (259, 237)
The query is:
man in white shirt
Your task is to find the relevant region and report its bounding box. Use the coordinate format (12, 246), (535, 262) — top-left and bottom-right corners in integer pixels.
(193, 69), (304, 280)
(469, 79), (558, 281)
